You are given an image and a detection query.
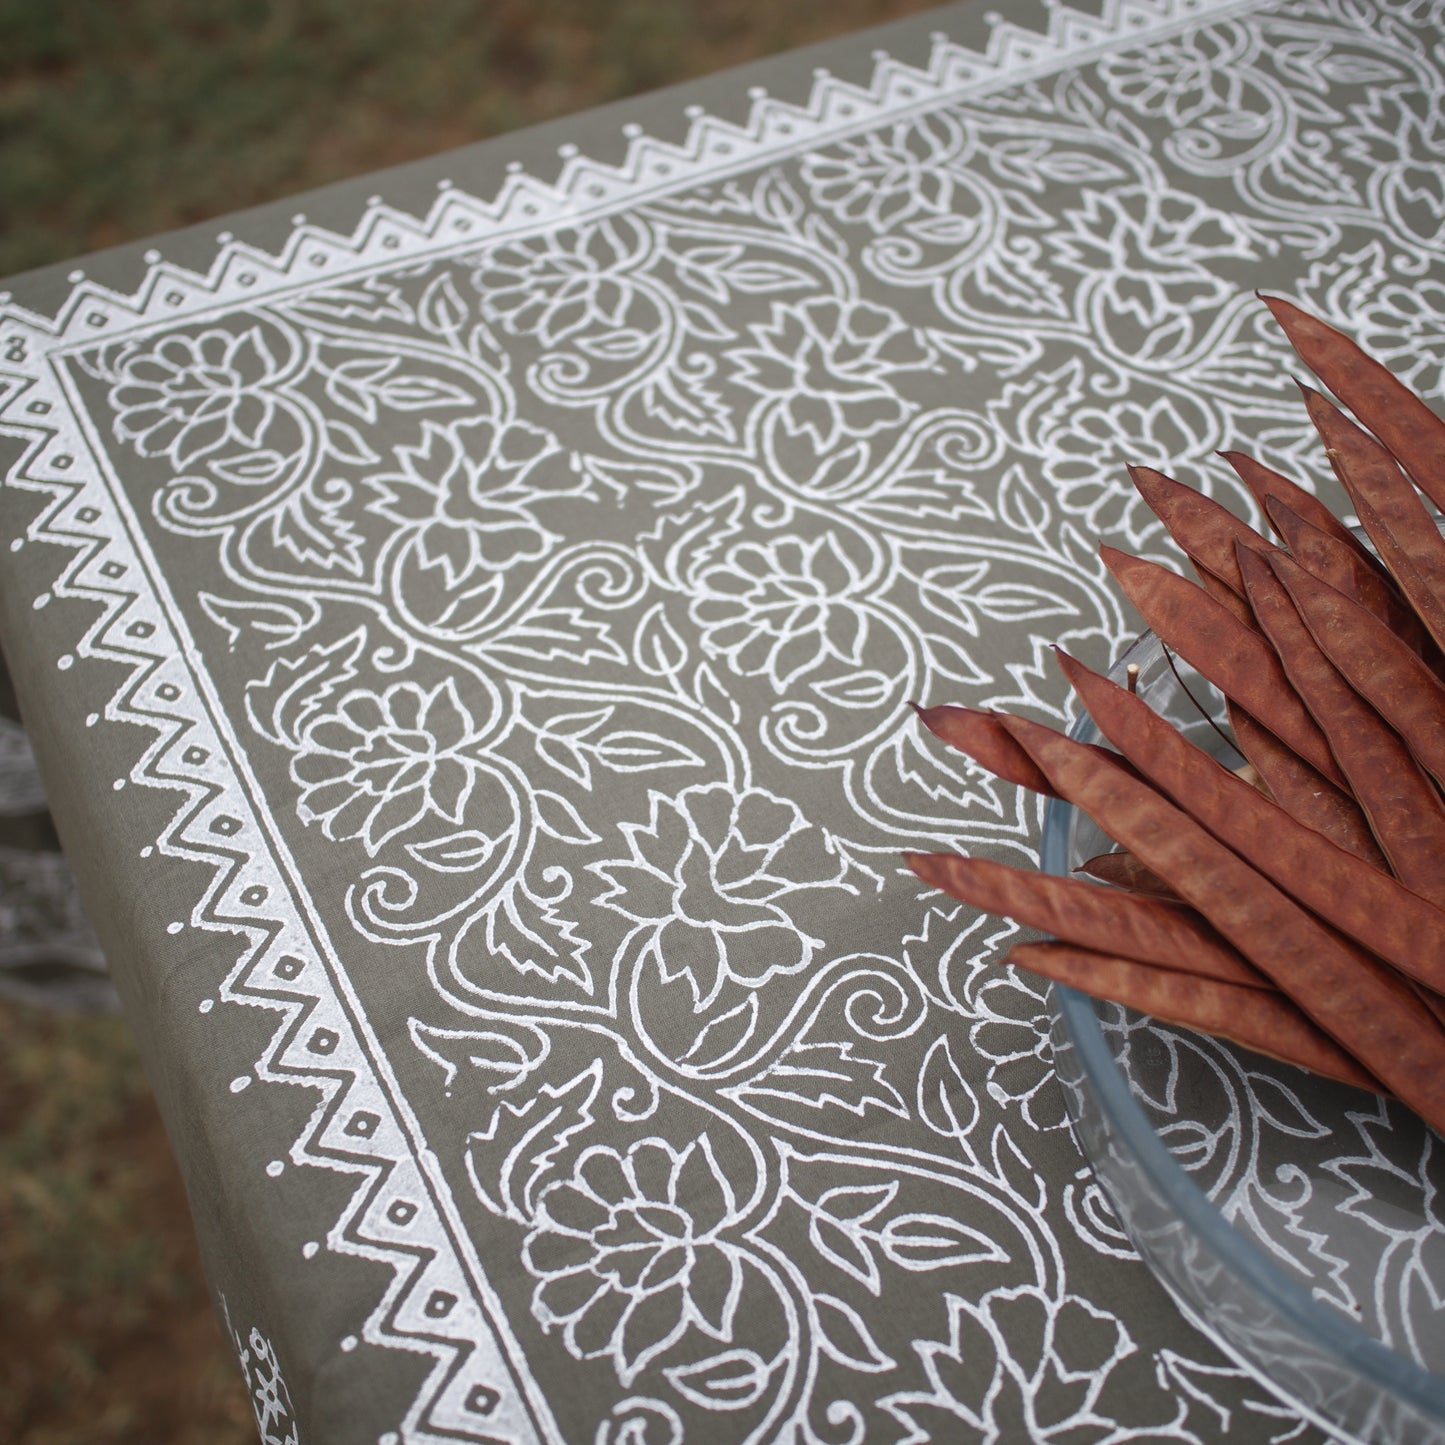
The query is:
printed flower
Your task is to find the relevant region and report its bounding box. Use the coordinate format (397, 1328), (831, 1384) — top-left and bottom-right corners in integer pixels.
(592, 783), (840, 1010)
(1048, 187), (1252, 346)
(1040, 393), (1212, 543)
(1346, 276), (1445, 397)
(110, 325), (287, 466)
(801, 115), (962, 233)
(291, 679), (488, 855)
(472, 219), (644, 345)
(729, 298), (933, 450)
(1097, 29), (1250, 130)
(886, 1288), (1144, 1443)
(969, 971), (1068, 1132)
(524, 1136), (744, 1384)
(691, 534), (867, 691)
(368, 417), (573, 618)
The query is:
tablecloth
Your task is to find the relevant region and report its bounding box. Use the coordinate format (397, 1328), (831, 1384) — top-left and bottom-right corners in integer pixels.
(1, 0), (1442, 1440)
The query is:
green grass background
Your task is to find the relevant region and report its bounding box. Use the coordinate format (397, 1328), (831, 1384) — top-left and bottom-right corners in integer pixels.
(1, 0), (937, 278)
(0, 2), (935, 1439)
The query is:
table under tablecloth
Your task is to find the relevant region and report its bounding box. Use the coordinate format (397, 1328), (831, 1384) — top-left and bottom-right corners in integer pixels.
(2, 0), (1442, 1440)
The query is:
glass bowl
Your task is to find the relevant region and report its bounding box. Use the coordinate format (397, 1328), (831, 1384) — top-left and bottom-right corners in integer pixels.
(1042, 631), (1445, 1445)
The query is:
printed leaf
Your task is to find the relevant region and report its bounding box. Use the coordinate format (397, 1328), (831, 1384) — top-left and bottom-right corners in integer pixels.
(208, 448), (290, 486)
(533, 791), (601, 846)
(198, 591), (310, 650)
(593, 731), (706, 774)
(724, 259), (812, 293)
(917, 1035), (980, 1142)
(408, 1019), (542, 1090)
(814, 670), (895, 709)
(406, 829), (497, 873)
(377, 373), (473, 410)
(814, 1293), (896, 1373)
(418, 272), (470, 337)
(635, 603), (688, 676)
(665, 1351), (772, 1411)
(808, 1210), (881, 1292)
(879, 1212), (1009, 1270)
(738, 1040), (907, 1119)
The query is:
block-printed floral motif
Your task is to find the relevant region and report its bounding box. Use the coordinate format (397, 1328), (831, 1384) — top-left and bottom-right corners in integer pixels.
(5, 0), (1444, 1440)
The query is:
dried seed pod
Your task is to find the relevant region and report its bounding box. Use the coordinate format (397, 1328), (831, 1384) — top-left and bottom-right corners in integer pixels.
(1300, 385), (1445, 654)
(1101, 546), (1344, 786)
(1051, 650), (1445, 996)
(1007, 942), (1383, 1094)
(1224, 702), (1386, 865)
(1263, 293), (1445, 513)
(1076, 850), (1179, 899)
(1222, 448), (1383, 573)
(1275, 559), (1445, 792)
(1240, 544), (1445, 907)
(1265, 495), (1422, 647)
(905, 850), (1265, 987)
(1128, 463), (1272, 598)
(911, 703), (1057, 797)
(994, 711), (1445, 1132)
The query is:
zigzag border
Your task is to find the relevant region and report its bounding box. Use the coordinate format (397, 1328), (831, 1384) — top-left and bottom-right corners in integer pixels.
(0, 2), (1265, 1440)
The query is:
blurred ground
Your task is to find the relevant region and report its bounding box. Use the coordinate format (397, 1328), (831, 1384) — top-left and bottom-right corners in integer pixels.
(0, 1), (937, 1440)
(0, 0), (938, 279)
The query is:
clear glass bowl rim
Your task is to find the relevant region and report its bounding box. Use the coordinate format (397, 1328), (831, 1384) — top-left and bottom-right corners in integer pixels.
(1042, 668), (1445, 1423)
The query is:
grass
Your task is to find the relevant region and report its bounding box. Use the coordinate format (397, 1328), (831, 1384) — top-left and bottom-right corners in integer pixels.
(0, 0), (938, 278)
(0, 2), (936, 1438)
(0, 1001), (255, 1444)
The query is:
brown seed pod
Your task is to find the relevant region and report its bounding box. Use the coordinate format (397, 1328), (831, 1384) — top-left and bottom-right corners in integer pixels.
(1300, 385), (1445, 654)
(910, 703), (1057, 797)
(1050, 650), (1445, 995)
(1222, 448), (1383, 573)
(1006, 942), (1383, 1094)
(906, 296), (1445, 1127)
(1275, 559), (1445, 792)
(994, 711), (1445, 1132)
(1127, 463), (1273, 598)
(1224, 702), (1385, 865)
(1264, 494), (1422, 648)
(1242, 545), (1445, 906)
(1100, 546), (1344, 786)
(1262, 293), (1445, 514)
(1076, 849), (1179, 900)
(905, 850), (1265, 987)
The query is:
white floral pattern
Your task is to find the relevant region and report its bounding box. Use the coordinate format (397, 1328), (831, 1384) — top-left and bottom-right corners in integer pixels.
(691, 536), (867, 691)
(5, 1), (1444, 1442)
(592, 784), (844, 1009)
(292, 680), (491, 855)
(524, 1137), (744, 1384)
(729, 297), (934, 448)
(110, 325), (290, 466)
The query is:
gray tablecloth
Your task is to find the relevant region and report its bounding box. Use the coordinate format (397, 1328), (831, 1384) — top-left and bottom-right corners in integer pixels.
(1, 0), (1441, 1440)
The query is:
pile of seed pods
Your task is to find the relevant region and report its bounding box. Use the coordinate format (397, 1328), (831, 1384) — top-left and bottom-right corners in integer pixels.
(909, 297), (1445, 1134)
